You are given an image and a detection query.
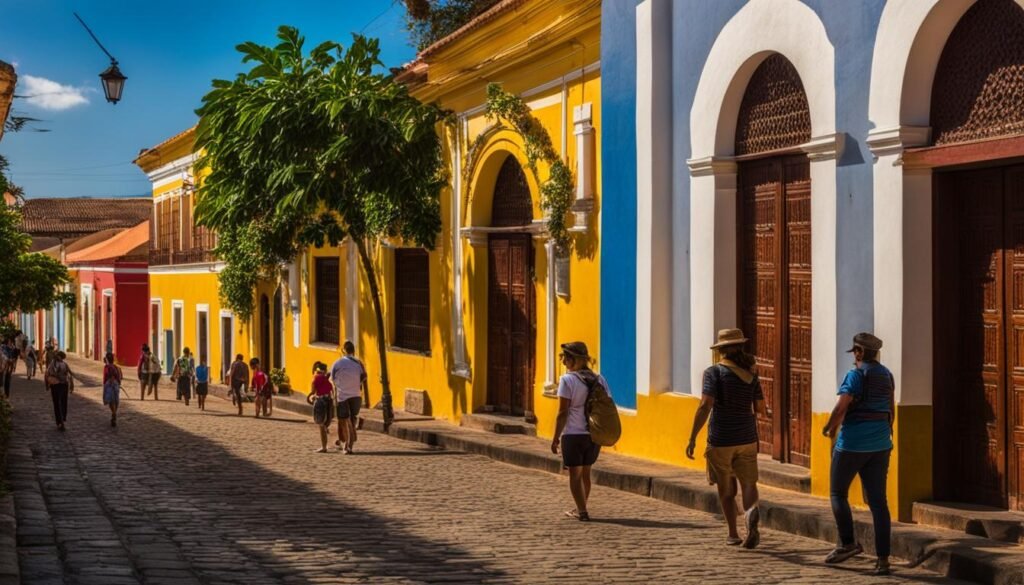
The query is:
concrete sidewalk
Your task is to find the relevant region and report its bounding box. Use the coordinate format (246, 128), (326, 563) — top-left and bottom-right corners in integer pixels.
(65, 354), (1024, 584)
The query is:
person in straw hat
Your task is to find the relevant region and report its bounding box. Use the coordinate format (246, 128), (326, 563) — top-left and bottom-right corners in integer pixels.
(686, 328), (767, 548)
(821, 332), (895, 576)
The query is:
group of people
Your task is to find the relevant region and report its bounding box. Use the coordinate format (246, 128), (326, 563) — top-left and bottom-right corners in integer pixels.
(545, 331), (895, 576)
(136, 344), (277, 416)
(0, 331), (79, 431)
(306, 340), (368, 454)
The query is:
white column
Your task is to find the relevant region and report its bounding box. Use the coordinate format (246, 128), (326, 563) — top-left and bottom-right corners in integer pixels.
(289, 257), (301, 347)
(687, 158), (738, 394)
(544, 239), (557, 393)
(802, 133), (844, 412)
(451, 120), (470, 378)
(868, 126), (932, 405)
(635, 0), (673, 396)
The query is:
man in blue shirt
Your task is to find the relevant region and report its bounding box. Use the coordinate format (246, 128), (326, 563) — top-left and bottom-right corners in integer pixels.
(822, 332), (895, 576)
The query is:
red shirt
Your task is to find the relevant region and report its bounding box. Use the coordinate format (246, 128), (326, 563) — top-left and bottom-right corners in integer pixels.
(103, 364), (122, 384)
(251, 370), (267, 391)
(312, 373), (332, 396)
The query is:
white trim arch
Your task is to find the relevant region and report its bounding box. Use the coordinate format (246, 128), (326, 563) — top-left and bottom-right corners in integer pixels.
(684, 0), (840, 412)
(866, 0), (1024, 405)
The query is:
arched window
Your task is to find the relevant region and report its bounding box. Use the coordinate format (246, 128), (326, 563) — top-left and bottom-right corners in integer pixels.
(490, 155), (533, 227)
(735, 54), (811, 156)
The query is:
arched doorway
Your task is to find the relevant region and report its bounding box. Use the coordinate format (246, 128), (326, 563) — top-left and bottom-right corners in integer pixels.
(931, 0), (1024, 510)
(486, 155), (536, 417)
(735, 54), (813, 467)
(259, 294), (270, 370)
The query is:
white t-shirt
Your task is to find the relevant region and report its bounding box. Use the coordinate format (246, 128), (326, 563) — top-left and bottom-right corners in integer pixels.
(557, 371), (608, 436)
(331, 356), (366, 401)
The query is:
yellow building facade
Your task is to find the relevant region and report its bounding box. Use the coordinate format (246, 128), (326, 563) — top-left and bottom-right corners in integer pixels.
(135, 129), (251, 379)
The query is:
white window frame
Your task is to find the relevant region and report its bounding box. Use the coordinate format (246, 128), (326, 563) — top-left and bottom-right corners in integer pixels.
(195, 304), (210, 367)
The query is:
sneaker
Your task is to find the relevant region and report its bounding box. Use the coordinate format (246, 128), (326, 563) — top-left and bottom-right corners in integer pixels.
(825, 543), (863, 565)
(742, 506), (761, 549)
(872, 558), (891, 576)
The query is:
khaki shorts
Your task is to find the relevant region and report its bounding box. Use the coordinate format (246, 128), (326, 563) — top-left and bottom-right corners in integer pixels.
(705, 442), (759, 486)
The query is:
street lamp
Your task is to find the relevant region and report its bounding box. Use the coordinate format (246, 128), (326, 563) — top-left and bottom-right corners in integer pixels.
(74, 12), (127, 105)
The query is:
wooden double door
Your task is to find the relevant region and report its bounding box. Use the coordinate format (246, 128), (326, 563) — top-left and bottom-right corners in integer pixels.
(935, 164), (1024, 510)
(738, 155), (812, 467)
(487, 234), (535, 417)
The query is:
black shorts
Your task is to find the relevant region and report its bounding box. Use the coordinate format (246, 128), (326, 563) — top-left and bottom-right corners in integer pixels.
(336, 397), (361, 421)
(195, 382), (208, 396)
(146, 372), (161, 385)
(561, 434), (600, 468)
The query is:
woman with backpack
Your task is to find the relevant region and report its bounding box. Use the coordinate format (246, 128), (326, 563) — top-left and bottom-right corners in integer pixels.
(102, 352), (122, 427)
(306, 361), (334, 452)
(45, 351), (74, 431)
(551, 341), (612, 522)
(171, 348), (195, 407)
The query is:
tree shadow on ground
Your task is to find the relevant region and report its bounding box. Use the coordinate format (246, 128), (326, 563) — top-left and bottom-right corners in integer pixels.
(9, 382), (508, 584)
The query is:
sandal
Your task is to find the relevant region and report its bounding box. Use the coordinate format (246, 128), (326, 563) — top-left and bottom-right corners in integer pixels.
(564, 510), (590, 521)
(726, 537), (743, 546)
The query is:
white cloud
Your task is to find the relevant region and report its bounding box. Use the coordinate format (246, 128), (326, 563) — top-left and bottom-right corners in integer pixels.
(20, 75), (90, 111)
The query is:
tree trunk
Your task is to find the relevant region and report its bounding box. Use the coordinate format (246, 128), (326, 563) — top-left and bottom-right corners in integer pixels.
(354, 236), (394, 431)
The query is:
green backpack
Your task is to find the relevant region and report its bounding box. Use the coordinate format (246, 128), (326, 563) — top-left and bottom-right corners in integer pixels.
(576, 371), (622, 447)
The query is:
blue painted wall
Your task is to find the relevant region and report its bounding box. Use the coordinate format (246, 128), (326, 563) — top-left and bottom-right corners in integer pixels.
(602, 0), (890, 401)
(599, 0), (639, 408)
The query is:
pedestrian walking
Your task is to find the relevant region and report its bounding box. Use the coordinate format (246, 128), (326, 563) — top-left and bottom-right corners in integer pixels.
(45, 351), (73, 430)
(195, 357), (210, 411)
(102, 352), (122, 427)
(307, 361), (335, 453)
(551, 341), (608, 521)
(226, 354), (249, 416)
(2, 337), (18, 398)
(330, 341), (366, 453)
(822, 332), (895, 576)
(686, 328), (766, 548)
(138, 345), (161, 400)
(171, 348), (195, 407)
(24, 342), (37, 380)
(251, 358), (269, 418)
(41, 339), (56, 392)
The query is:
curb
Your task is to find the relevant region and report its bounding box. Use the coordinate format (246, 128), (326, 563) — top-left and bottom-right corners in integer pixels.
(0, 494), (18, 585)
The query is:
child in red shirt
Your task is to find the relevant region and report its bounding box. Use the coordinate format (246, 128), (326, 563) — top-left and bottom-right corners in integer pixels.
(251, 359), (269, 418)
(306, 361), (334, 452)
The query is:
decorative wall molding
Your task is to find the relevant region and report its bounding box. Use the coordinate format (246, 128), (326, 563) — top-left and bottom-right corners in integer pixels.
(801, 132), (846, 161)
(866, 125), (931, 158)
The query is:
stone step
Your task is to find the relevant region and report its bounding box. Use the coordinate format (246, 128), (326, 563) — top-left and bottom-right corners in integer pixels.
(460, 413), (537, 436)
(757, 455), (812, 494)
(913, 501), (1024, 544)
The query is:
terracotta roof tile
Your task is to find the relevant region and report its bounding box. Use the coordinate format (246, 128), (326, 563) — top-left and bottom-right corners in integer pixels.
(20, 198), (152, 239)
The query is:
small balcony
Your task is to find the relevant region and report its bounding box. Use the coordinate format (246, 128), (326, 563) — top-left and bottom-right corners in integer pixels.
(149, 247), (216, 266)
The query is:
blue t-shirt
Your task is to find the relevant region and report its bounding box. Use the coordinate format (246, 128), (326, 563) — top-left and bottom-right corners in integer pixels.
(195, 364), (209, 384)
(835, 361), (894, 453)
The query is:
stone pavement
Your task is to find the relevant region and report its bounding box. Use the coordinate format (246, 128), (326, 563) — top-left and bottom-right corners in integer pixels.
(2, 363), (974, 584)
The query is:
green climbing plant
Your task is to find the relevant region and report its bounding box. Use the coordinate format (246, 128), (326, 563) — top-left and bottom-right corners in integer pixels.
(482, 83), (575, 254)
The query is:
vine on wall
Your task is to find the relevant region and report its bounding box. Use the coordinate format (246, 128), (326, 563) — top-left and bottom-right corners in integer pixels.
(479, 83), (575, 254)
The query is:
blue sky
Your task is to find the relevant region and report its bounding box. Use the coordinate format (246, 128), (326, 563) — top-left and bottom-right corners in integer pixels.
(1, 0), (416, 199)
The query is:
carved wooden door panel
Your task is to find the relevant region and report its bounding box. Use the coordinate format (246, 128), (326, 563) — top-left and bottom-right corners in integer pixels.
(1006, 166), (1024, 510)
(938, 168), (1006, 508)
(487, 237), (512, 411)
(739, 156), (812, 466)
(487, 234), (534, 415)
(783, 157), (812, 467)
(740, 159), (782, 459)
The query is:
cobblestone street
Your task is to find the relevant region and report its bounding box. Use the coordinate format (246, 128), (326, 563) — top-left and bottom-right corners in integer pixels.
(4, 373), (965, 585)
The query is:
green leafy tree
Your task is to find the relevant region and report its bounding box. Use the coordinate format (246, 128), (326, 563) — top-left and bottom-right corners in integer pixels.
(403, 0), (501, 50)
(0, 205), (73, 317)
(194, 27), (446, 429)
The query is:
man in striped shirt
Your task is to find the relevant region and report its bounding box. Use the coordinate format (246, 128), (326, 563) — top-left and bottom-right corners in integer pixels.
(687, 328), (768, 549)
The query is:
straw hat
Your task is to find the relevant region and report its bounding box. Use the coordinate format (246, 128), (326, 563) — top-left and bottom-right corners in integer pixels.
(710, 328), (748, 349)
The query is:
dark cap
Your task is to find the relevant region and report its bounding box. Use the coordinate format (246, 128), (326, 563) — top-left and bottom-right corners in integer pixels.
(560, 341), (590, 360)
(846, 332), (883, 353)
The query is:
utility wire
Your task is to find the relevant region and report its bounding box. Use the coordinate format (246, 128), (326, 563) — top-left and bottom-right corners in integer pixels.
(360, 0), (401, 34)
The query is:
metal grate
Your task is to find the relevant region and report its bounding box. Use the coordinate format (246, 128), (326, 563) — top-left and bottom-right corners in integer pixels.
(490, 156), (533, 227)
(932, 0), (1024, 146)
(735, 54), (812, 156)
(394, 249), (430, 352)
(314, 258), (340, 345)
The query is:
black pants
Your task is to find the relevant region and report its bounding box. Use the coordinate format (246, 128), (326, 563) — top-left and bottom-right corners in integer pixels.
(830, 449), (891, 558)
(2, 370), (10, 398)
(50, 383), (68, 425)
